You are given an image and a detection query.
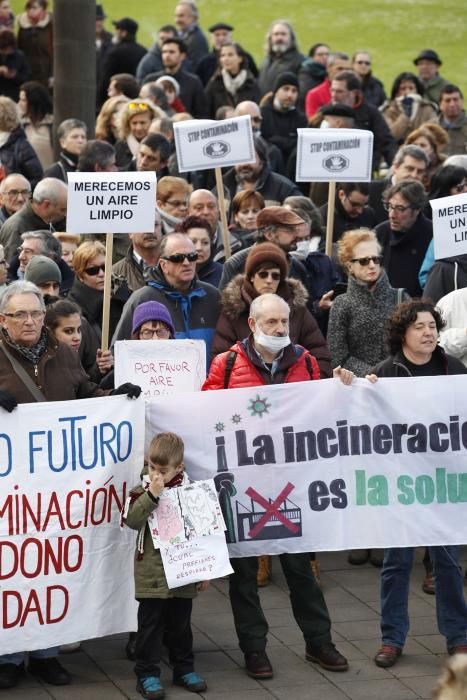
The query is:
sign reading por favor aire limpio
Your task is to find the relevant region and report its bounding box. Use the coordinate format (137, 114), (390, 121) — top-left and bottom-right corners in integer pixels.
(67, 171), (157, 233)
(174, 115), (255, 172)
(431, 191), (467, 260)
(296, 128), (373, 182)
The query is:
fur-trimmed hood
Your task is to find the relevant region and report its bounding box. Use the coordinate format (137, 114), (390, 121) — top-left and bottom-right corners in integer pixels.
(220, 274), (308, 321)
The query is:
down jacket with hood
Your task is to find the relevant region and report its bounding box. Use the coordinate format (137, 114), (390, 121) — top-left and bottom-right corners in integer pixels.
(212, 274), (331, 377)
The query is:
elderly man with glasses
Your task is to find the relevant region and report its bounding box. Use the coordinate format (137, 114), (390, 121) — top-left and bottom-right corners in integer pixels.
(0, 173), (31, 226)
(112, 232), (220, 361)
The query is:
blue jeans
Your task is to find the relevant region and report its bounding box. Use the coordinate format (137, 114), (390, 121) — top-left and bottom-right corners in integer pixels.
(380, 546), (467, 650)
(0, 647), (59, 667)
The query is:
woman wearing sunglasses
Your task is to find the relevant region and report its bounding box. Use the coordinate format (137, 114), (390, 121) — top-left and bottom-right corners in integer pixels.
(68, 241), (120, 371)
(327, 228), (409, 567)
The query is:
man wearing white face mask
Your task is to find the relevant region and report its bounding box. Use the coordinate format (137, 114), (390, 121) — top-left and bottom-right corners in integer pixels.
(202, 293), (352, 680)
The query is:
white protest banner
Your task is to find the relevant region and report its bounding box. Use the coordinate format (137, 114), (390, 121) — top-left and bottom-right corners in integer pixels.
(295, 128), (373, 182)
(430, 191), (467, 260)
(66, 171), (157, 233)
(173, 115), (255, 172)
(146, 376), (467, 556)
(0, 395), (145, 654)
(160, 534), (233, 589)
(114, 339), (206, 397)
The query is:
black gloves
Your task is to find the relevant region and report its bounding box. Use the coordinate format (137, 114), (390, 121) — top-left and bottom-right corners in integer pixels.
(0, 390), (18, 412)
(111, 382), (142, 399)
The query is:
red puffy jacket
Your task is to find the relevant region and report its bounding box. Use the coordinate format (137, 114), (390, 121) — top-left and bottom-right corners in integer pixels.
(202, 340), (320, 390)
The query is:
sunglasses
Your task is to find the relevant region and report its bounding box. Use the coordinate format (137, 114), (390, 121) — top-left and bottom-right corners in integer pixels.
(355, 60), (371, 65)
(161, 252), (198, 263)
(128, 102), (149, 111)
(351, 256), (383, 266)
(256, 270), (281, 280)
(84, 264), (105, 275)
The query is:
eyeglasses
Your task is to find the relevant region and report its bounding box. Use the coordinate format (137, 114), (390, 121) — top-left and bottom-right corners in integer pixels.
(2, 310), (45, 321)
(350, 256), (383, 266)
(165, 199), (189, 208)
(161, 252), (198, 263)
(4, 188), (31, 198)
(256, 270), (281, 280)
(384, 203), (413, 213)
(128, 102), (149, 111)
(139, 326), (171, 339)
(315, 51), (330, 57)
(345, 196), (366, 210)
(84, 264), (105, 275)
(355, 60), (371, 65)
(17, 246), (35, 256)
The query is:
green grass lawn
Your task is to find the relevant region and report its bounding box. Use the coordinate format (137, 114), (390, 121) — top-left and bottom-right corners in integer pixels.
(10, 0), (467, 96)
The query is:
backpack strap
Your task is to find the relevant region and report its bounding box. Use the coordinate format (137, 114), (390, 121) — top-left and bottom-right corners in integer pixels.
(304, 353), (320, 380)
(0, 342), (46, 402)
(223, 350), (237, 389)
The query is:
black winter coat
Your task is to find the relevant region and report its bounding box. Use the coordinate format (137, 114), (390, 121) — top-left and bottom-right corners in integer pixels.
(376, 213), (432, 297)
(0, 127), (43, 188)
(353, 99), (397, 170)
(260, 97), (308, 162)
(0, 49), (30, 100)
(423, 255), (467, 304)
(205, 71), (260, 117)
(372, 346), (467, 377)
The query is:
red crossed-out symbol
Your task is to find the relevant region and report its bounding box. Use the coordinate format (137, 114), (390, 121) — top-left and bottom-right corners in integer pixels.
(245, 482), (299, 539)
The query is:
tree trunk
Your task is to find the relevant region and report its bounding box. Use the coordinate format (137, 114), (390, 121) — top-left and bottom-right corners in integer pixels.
(53, 0), (95, 157)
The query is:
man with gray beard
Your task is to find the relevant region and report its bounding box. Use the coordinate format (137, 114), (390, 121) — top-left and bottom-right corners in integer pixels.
(258, 20), (304, 95)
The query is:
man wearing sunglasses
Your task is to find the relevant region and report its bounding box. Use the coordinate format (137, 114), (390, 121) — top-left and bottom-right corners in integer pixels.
(319, 181), (376, 244)
(376, 180), (432, 297)
(112, 233), (220, 360)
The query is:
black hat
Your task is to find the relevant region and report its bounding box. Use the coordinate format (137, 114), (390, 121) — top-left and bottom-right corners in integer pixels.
(321, 104), (355, 119)
(273, 71), (299, 93)
(96, 4), (106, 20)
(208, 22), (234, 32)
(113, 17), (138, 35)
(413, 49), (442, 66)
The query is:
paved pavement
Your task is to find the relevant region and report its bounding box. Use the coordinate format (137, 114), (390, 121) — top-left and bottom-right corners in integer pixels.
(5, 549), (466, 700)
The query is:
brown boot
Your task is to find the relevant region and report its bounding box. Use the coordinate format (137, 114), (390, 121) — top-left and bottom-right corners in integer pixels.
(257, 556), (272, 587)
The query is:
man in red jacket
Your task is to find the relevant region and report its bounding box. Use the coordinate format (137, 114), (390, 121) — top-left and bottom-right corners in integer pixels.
(202, 293), (351, 679)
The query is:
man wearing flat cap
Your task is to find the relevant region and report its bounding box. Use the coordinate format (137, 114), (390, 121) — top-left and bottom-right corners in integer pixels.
(320, 103), (355, 129)
(413, 49), (449, 104)
(98, 16), (146, 104)
(196, 22), (258, 86)
(260, 71), (308, 164)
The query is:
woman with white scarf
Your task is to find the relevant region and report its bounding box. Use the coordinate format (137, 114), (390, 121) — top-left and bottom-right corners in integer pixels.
(205, 42), (260, 118)
(114, 99), (163, 170)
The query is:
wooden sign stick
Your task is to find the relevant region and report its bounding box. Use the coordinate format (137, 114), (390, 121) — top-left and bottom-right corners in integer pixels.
(215, 167), (231, 260)
(100, 232), (114, 352)
(325, 181), (336, 258)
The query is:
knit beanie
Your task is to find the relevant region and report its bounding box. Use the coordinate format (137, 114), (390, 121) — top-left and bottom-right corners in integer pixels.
(244, 243), (288, 280)
(24, 255), (62, 285)
(131, 301), (175, 337)
(273, 71), (299, 93)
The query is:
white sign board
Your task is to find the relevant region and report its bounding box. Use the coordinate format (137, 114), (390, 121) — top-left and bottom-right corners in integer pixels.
(114, 339), (206, 398)
(296, 128), (373, 182)
(67, 171), (157, 233)
(174, 115), (255, 172)
(431, 191), (467, 260)
(0, 396), (145, 654)
(161, 534), (233, 589)
(146, 375), (467, 557)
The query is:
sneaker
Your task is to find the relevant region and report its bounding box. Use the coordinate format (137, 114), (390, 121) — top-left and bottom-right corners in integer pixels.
(244, 651), (273, 679)
(0, 663), (23, 690)
(374, 644), (402, 668)
(174, 671), (207, 692)
(28, 657), (71, 685)
(136, 676), (165, 699)
(422, 573), (436, 595)
(449, 645), (467, 656)
(257, 556), (272, 587)
(348, 549), (369, 565)
(306, 642), (348, 671)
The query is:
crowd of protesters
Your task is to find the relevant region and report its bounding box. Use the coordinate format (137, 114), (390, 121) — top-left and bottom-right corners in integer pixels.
(0, 1), (466, 697)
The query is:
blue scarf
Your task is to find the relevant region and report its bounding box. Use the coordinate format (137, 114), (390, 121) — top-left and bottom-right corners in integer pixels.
(147, 281), (206, 336)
